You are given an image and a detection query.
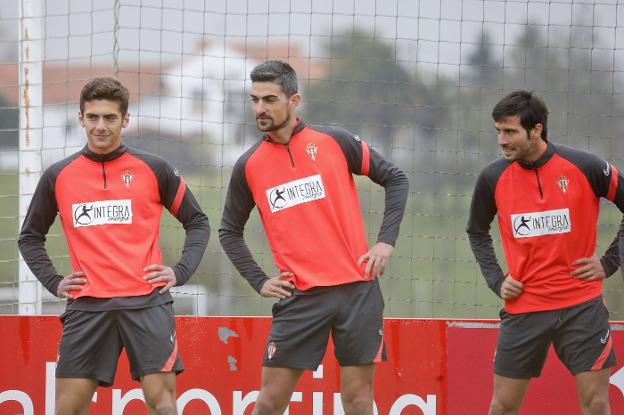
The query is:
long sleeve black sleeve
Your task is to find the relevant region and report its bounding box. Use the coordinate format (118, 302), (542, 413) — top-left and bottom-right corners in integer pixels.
(130, 147), (210, 286)
(319, 126), (409, 246)
(556, 147), (624, 279)
(18, 166), (65, 296)
(169, 187), (210, 285)
(219, 143), (269, 293)
(466, 162), (507, 297)
(600, 221), (621, 278)
(367, 147), (409, 246)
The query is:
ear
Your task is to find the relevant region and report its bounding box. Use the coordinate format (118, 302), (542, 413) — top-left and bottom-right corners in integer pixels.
(121, 113), (130, 128)
(531, 123), (543, 140)
(289, 93), (301, 110)
(78, 111), (85, 127)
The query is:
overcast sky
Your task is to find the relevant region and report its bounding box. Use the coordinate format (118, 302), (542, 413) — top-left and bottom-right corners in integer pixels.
(1, 0), (621, 77)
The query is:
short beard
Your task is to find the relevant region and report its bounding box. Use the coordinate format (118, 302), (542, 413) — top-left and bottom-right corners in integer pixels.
(258, 112), (291, 133)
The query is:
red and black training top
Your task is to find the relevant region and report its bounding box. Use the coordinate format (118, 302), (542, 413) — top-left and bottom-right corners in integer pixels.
(219, 119), (408, 293)
(19, 144), (210, 311)
(467, 142), (624, 314)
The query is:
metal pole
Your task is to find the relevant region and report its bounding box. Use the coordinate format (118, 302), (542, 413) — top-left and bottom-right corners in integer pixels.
(18, 0), (44, 315)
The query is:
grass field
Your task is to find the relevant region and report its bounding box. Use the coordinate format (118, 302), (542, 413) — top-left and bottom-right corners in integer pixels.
(2, 168), (623, 319)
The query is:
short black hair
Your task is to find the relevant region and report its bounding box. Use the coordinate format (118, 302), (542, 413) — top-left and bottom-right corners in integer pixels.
(492, 90), (548, 140)
(80, 77), (130, 116)
(250, 60), (299, 97)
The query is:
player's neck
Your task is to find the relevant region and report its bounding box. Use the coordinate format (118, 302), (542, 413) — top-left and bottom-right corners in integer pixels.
(87, 141), (123, 155)
(268, 117), (299, 145)
(521, 138), (548, 164)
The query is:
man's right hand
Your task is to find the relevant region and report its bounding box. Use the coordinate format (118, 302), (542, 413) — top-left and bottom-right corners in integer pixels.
(57, 271), (87, 299)
(260, 272), (295, 299)
(500, 275), (523, 300)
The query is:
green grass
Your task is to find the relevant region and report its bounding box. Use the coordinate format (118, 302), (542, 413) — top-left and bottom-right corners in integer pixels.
(2, 169), (623, 319)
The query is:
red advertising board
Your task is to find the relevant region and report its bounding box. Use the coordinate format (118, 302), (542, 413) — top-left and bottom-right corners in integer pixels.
(1, 316), (623, 414)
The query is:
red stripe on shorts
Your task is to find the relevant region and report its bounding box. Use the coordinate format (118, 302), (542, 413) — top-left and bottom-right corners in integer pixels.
(374, 333), (384, 363)
(161, 339), (178, 372)
(591, 335), (612, 371)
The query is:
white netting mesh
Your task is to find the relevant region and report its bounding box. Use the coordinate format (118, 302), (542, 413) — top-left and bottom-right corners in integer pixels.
(1, 0), (623, 317)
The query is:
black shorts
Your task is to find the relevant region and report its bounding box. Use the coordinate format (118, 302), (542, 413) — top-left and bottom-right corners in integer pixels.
(494, 296), (616, 379)
(56, 303), (183, 386)
(263, 279), (386, 370)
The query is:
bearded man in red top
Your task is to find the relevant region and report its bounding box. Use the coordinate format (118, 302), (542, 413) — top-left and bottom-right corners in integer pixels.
(220, 60), (408, 414)
(467, 90), (624, 415)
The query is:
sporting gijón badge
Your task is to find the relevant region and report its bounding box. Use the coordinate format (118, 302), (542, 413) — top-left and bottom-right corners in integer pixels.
(267, 341), (277, 360)
(121, 170), (134, 188)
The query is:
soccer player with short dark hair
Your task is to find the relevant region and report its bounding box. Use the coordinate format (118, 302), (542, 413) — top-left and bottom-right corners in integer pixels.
(220, 60), (409, 414)
(19, 77), (210, 415)
(467, 90), (624, 415)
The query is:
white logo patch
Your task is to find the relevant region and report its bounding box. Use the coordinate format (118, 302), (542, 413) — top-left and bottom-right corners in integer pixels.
(511, 208), (571, 238)
(266, 174), (326, 213)
(72, 199), (133, 227)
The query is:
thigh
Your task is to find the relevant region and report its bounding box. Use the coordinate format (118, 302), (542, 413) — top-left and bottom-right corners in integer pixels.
(57, 310), (122, 386)
(264, 292), (334, 370)
(554, 297), (616, 375)
(258, 367), (304, 404)
(332, 280), (385, 366)
(340, 364), (375, 396)
(55, 378), (99, 415)
(494, 309), (554, 379)
(117, 304), (184, 382)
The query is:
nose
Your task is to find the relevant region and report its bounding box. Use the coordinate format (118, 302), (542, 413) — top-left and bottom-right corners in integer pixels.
(95, 117), (107, 130)
(254, 101), (265, 115)
(497, 131), (507, 146)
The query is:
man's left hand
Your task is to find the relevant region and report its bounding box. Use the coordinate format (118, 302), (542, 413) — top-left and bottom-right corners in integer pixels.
(143, 264), (177, 294)
(571, 257), (606, 281)
(358, 242), (394, 279)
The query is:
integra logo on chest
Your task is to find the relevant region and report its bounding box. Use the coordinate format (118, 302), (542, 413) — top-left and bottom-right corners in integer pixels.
(72, 199), (133, 227)
(285, 180), (323, 200)
(266, 174), (326, 213)
(511, 208), (571, 238)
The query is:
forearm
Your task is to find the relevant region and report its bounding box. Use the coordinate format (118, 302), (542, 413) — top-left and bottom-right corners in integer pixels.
(219, 228), (269, 293)
(17, 169), (62, 296)
(377, 168), (409, 245)
(173, 213), (211, 285)
(468, 232), (505, 297)
(600, 219), (623, 277)
(366, 147), (409, 245)
(17, 237), (62, 296)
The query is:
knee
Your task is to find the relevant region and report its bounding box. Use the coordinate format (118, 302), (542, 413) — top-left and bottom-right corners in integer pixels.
(253, 396), (289, 415)
(144, 397), (177, 415)
(150, 404), (177, 415)
(580, 394), (609, 414)
(489, 397), (521, 415)
(55, 409), (88, 415)
(341, 390), (374, 414)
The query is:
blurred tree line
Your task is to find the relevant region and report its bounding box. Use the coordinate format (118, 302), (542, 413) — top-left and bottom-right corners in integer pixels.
(2, 20), (623, 318)
(293, 24), (624, 318)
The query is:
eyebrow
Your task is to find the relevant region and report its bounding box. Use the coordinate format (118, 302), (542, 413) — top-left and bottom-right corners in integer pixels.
(250, 94), (278, 99)
(84, 112), (119, 117)
(495, 126), (519, 132)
